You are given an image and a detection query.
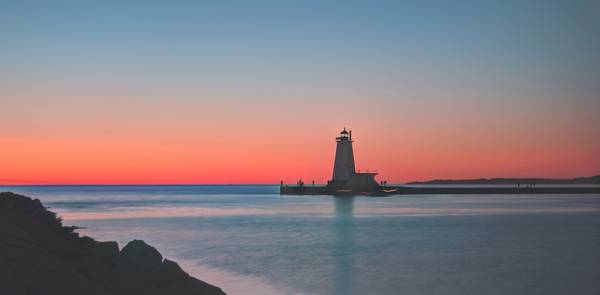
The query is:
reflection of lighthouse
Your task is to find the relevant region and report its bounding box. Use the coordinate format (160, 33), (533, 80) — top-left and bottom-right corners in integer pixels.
(333, 196), (355, 294)
(328, 128), (380, 192)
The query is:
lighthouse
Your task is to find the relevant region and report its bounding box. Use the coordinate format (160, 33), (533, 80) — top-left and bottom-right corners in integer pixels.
(280, 128), (385, 195)
(328, 128), (380, 192)
(331, 128), (356, 183)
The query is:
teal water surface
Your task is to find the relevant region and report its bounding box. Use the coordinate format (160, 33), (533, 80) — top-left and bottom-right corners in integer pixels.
(3, 185), (599, 295)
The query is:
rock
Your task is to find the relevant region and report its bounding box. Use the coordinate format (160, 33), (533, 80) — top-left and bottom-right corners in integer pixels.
(118, 240), (163, 273)
(0, 192), (226, 295)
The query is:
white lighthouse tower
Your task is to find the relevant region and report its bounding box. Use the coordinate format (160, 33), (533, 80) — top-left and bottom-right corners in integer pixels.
(331, 128), (356, 183)
(328, 128), (380, 192)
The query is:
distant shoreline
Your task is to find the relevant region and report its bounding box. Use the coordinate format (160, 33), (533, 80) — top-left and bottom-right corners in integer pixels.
(406, 175), (600, 185)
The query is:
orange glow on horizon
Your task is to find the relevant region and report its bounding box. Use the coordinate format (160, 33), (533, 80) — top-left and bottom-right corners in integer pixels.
(1, 126), (598, 185)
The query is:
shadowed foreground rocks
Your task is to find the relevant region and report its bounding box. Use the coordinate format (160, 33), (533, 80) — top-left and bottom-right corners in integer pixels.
(0, 192), (226, 295)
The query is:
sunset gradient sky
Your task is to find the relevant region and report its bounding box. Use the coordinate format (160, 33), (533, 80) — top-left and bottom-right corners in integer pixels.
(1, 0), (599, 184)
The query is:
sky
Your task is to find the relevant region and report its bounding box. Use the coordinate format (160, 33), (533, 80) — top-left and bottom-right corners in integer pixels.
(1, 0), (599, 184)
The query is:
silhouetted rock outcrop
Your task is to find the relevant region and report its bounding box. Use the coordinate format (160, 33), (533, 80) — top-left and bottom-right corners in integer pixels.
(0, 192), (226, 295)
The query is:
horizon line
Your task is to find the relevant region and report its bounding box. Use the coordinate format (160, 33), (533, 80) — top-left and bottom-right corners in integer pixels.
(1, 174), (598, 187)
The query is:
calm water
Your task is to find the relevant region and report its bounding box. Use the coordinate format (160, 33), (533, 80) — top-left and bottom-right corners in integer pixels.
(2, 185), (600, 295)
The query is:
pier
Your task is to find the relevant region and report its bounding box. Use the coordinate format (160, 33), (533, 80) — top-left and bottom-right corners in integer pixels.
(280, 184), (600, 196)
(280, 128), (600, 196)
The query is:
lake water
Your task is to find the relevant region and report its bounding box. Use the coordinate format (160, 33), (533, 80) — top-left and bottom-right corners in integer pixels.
(2, 185), (599, 295)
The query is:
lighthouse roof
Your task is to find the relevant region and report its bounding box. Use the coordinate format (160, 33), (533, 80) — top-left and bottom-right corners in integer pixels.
(340, 128), (348, 134)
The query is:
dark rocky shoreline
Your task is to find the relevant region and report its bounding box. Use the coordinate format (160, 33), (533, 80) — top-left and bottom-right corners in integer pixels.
(0, 192), (226, 295)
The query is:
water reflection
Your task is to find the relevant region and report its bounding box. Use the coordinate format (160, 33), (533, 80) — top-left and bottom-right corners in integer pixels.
(333, 196), (355, 295)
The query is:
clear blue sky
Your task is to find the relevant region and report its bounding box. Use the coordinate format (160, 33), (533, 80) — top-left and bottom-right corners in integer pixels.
(2, 0), (598, 95)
